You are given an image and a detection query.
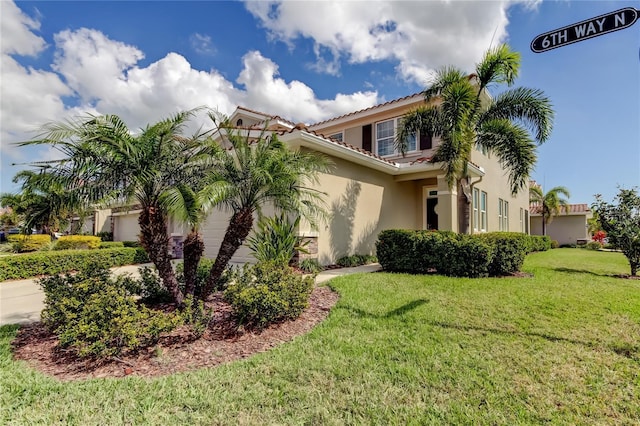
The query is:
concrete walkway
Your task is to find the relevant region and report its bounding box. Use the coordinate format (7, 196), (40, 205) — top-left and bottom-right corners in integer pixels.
(0, 263), (381, 326)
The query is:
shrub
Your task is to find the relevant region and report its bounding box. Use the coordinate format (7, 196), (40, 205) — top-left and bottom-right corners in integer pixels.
(123, 241), (141, 248)
(224, 261), (314, 328)
(99, 241), (124, 249)
(375, 229), (416, 272)
(180, 296), (213, 338)
(298, 258), (324, 274)
(592, 230), (607, 244)
(54, 235), (101, 250)
(477, 233), (528, 276)
(586, 241), (603, 250)
(96, 231), (113, 241)
(174, 258), (233, 296)
(443, 235), (493, 278)
(336, 254), (378, 267)
(551, 240), (559, 249)
(0, 247), (149, 281)
(246, 214), (307, 266)
(40, 267), (181, 357)
(7, 234), (51, 252)
(526, 235), (552, 253)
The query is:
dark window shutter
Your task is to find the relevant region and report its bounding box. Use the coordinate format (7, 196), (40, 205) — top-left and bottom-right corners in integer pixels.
(419, 132), (432, 150)
(362, 124), (372, 152)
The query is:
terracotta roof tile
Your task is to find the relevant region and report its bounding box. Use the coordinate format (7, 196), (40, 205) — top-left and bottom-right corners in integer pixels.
(529, 203), (590, 215)
(277, 126), (398, 166)
(308, 92), (425, 127)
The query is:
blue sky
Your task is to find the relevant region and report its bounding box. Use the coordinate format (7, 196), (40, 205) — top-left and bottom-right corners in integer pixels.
(1, 0), (639, 205)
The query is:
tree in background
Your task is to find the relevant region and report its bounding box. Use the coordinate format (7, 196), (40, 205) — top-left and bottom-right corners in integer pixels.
(397, 44), (554, 234)
(529, 185), (571, 236)
(592, 188), (640, 276)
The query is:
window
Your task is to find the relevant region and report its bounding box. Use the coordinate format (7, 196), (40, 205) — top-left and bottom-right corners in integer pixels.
(498, 199), (509, 231)
(480, 191), (487, 232)
(473, 188), (479, 232)
(329, 132), (343, 142)
(375, 118), (416, 157)
(520, 208), (524, 233)
(236, 118), (243, 126)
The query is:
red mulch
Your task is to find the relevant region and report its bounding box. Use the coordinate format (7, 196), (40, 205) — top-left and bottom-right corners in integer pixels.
(11, 287), (339, 382)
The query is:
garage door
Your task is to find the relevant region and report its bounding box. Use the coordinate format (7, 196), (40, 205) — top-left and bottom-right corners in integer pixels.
(113, 213), (140, 242)
(200, 208), (255, 265)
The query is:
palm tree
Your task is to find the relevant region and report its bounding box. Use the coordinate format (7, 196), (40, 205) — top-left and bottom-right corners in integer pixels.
(1, 170), (79, 235)
(20, 110), (215, 305)
(397, 44), (554, 234)
(529, 185), (570, 236)
(201, 118), (330, 300)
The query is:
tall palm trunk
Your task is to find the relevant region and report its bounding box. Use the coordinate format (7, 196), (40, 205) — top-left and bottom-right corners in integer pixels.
(139, 206), (184, 305)
(183, 230), (204, 297)
(458, 178), (472, 234)
(202, 208), (254, 300)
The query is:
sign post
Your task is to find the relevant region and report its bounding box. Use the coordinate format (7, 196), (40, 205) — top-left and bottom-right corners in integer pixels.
(531, 7), (639, 53)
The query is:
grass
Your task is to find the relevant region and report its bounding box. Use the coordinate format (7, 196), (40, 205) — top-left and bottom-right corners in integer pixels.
(1, 248), (639, 424)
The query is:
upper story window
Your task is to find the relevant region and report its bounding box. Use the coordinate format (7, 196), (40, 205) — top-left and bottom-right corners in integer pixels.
(329, 132), (343, 142)
(375, 118), (416, 157)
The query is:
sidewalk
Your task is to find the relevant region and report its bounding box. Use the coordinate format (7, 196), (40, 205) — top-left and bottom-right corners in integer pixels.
(0, 263), (381, 326)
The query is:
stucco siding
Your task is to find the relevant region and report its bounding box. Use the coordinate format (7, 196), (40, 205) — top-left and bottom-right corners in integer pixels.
(309, 155), (419, 264)
(530, 215), (590, 245)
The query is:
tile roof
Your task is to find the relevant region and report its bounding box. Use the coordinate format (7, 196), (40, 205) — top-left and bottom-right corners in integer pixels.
(277, 126), (399, 166)
(529, 203), (590, 215)
(308, 92), (425, 127)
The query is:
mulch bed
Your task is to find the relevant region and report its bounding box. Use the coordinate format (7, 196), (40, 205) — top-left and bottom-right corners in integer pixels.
(11, 287), (339, 382)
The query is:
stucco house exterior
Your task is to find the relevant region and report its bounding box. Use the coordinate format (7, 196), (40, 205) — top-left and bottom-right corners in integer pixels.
(530, 203), (592, 246)
(101, 92), (532, 265)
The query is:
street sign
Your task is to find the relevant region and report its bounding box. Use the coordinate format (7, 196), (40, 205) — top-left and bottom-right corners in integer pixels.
(531, 7), (639, 53)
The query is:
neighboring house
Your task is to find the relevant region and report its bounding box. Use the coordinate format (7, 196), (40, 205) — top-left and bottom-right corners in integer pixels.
(104, 93), (532, 264)
(530, 204), (592, 246)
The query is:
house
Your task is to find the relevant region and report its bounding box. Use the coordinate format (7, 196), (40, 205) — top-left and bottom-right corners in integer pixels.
(530, 203), (592, 246)
(99, 92), (532, 264)
(194, 93), (531, 264)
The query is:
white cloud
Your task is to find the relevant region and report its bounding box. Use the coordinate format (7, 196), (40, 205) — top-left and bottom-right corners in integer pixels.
(190, 33), (216, 56)
(244, 0), (521, 83)
(0, 0), (47, 56)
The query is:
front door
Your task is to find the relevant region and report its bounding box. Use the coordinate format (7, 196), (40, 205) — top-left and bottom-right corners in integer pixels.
(426, 197), (438, 230)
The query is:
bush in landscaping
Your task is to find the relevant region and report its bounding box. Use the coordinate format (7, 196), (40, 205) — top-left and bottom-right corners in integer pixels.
(298, 258), (324, 274)
(175, 258), (233, 295)
(375, 229), (416, 273)
(0, 247), (149, 281)
(40, 267), (181, 357)
(526, 235), (552, 253)
(477, 233), (528, 276)
(123, 241), (141, 248)
(54, 235), (101, 250)
(586, 241), (603, 250)
(96, 231), (113, 241)
(377, 230), (539, 277)
(246, 214), (307, 266)
(7, 234), (51, 252)
(224, 261), (314, 328)
(99, 241), (124, 249)
(551, 240), (559, 249)
(336, 254), (378, 267)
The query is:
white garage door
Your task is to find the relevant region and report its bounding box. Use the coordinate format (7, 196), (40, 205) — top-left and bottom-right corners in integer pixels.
(114, 213), (140, 242)
(200, 208), (255, 265)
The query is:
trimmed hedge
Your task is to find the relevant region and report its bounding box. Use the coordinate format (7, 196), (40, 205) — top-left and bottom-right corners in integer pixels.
(54, 235), (101, 250)
(0, 247), (149, 281)
(376, 230), (549, 278)
(7, 234), (51, 252)
(99, 241), (125, 249)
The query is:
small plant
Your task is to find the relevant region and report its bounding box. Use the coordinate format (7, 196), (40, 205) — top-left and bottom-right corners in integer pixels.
(298, 258), (324, 274)
(586, 241), (603, 250)
(592, 230), (607, 244)
(40, 266), (181, 357)
(180, 296), (213, 338)
(96, 231), (114, 241)
(551, 240), (559, 249)
(336, 254), (378, 267)
(224, 261), (314, 328)
(246, 214), (308, 266)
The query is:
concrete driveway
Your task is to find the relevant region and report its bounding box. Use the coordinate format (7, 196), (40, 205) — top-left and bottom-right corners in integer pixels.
(0, 263), (381, 326)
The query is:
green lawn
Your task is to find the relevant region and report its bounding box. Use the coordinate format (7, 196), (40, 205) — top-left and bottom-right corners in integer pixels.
(2, 248), (639, 424)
